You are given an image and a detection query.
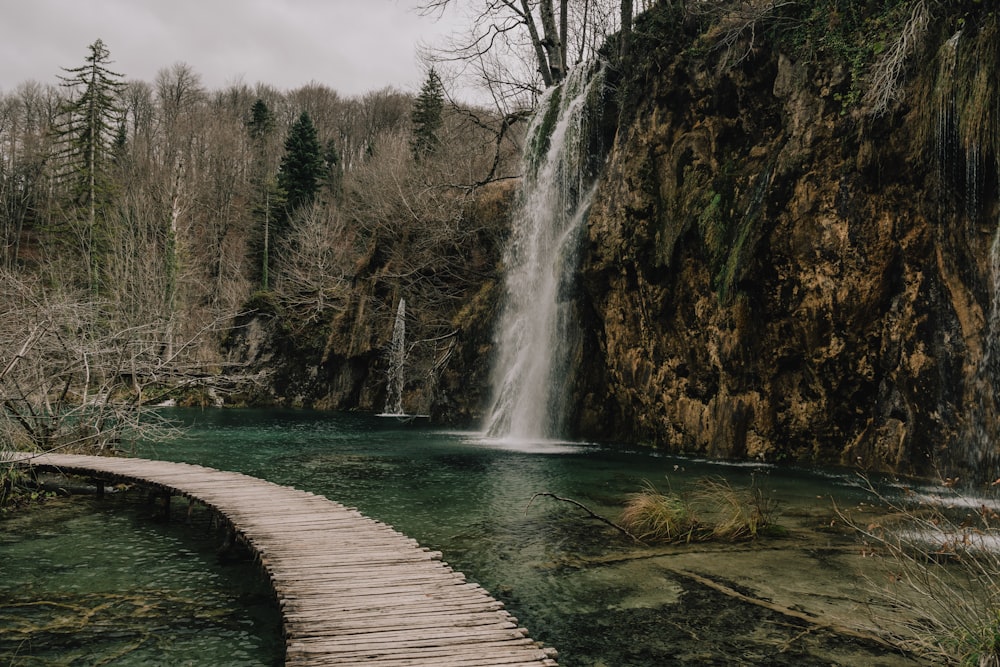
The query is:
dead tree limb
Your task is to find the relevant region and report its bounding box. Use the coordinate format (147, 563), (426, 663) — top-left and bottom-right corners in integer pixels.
(674, 569), (900, 652)
(527, 491), (645, 544)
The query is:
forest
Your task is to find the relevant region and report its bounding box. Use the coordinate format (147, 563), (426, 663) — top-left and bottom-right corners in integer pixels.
(0, 39), (527, 451)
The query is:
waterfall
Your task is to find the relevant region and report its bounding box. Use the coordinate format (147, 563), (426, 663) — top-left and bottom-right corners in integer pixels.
(382, 298), (407, 416)
(484, 62), (606, 442)
(936, 30), (962, 211)
(974, 218), (1000, 473)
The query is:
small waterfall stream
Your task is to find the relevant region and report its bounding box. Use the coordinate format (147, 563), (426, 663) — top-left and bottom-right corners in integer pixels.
(933, 27), (1000, 478)
(485, 63), (606, 441)
(971, 217), (1000, 474)
(381, 298), (407, 417)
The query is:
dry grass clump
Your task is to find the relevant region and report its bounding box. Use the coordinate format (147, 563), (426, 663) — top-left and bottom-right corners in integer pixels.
(843, 480), (1000, 665)
(619, 481), (699, 542)
(692, 476), (777, 541)
(619, 475), (777, 544)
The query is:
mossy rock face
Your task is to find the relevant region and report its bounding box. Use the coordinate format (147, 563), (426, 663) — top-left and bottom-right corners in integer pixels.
(525, 86), (564, 177)
(576, 1), (1000, 478)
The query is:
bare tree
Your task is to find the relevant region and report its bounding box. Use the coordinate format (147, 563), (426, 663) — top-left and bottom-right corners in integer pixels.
(422, 0), (623, 108)
(0, 270), (265, 454)
(0, 273), (171, 453)
(272, 203), (356, 329)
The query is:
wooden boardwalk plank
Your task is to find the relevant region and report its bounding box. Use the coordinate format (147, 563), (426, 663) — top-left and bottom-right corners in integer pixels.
(3, 452), (557, 666)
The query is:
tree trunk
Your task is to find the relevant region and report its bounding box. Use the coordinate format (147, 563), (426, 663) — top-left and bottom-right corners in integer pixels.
(559, 0), (569, 71)
(538, 0), (565, 83)
(519, 0), (554, 87)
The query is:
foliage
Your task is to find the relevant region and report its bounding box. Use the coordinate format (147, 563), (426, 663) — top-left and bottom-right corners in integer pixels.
(607, 0), (694, 130)
(620, 475), (778, 543)
(0, 42), (521, 419)
(693, 162), (772, 304)
(842, 479), (1000, 665)
(410, 68), (445, 160)
(278, 111), (326, 214)
(247, 98), (276, 141)
(54, 39), (125, 202)
(1, 464), (28, 511)
(525, 85), (564, 176)
(752, 0), (937, 115)
(863, 0), (931, 116)
(0, 463), (56, 512)
(698, 190), (727, 268)
(613, 0), (943, 119)
(246, 98), (280, 289)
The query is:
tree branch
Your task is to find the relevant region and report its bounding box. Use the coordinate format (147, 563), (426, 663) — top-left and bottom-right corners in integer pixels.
(527, 491), (645, 543)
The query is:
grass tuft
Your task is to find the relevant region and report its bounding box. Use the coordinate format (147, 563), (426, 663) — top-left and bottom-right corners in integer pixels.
(619, 475), (778, 544)
(692, 476), (777, 541)
(619, 481), (699, 543)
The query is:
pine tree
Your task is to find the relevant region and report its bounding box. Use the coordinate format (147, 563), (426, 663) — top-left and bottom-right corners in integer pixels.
(410, 68), (445, 160)
(248, 98), (275, 143)
(278, 111), (325, 213)
(53, 38), (125, 292)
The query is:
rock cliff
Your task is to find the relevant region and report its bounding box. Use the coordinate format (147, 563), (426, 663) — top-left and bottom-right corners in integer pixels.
(574, 2), (1000, 479)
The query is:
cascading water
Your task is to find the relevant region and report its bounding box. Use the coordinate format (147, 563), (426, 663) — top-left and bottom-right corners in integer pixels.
(936, 30), (962, 196)
(970, 216), (1000, 475)
(935, 28), (1000, 478)
(484, 62), (606, 442)
(382, 298), (407, 416)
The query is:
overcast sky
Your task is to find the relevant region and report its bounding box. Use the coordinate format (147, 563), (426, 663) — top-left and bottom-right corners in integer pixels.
(1, 0), (468, 99)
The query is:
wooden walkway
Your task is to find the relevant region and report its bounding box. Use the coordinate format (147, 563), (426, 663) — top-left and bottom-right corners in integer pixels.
(3, 452), (559, 667)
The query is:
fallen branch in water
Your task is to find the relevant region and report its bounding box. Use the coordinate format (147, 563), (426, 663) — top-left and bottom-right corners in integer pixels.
(674, 569), (900, 652)
(526, 492), (645, 544)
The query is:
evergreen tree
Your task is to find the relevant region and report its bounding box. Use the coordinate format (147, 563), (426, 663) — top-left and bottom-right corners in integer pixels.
(53, 38), (125, 292)
(278, 111), (325, 213)
(247, 98), (275, 142)
(410, 68), (445, 160)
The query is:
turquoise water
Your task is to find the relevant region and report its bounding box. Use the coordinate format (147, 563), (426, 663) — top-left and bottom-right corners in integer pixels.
(3, 409), (922, 665)
(0, 491), (282, 666)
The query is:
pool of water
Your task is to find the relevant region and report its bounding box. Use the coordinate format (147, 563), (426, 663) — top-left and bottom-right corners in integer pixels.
(0, 491), (282, 666)
(2, 408), (933, 665)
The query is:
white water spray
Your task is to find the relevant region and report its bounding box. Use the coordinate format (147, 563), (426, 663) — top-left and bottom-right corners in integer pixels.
(485, 63), (606, 442)
(382, 298), (407, 416)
